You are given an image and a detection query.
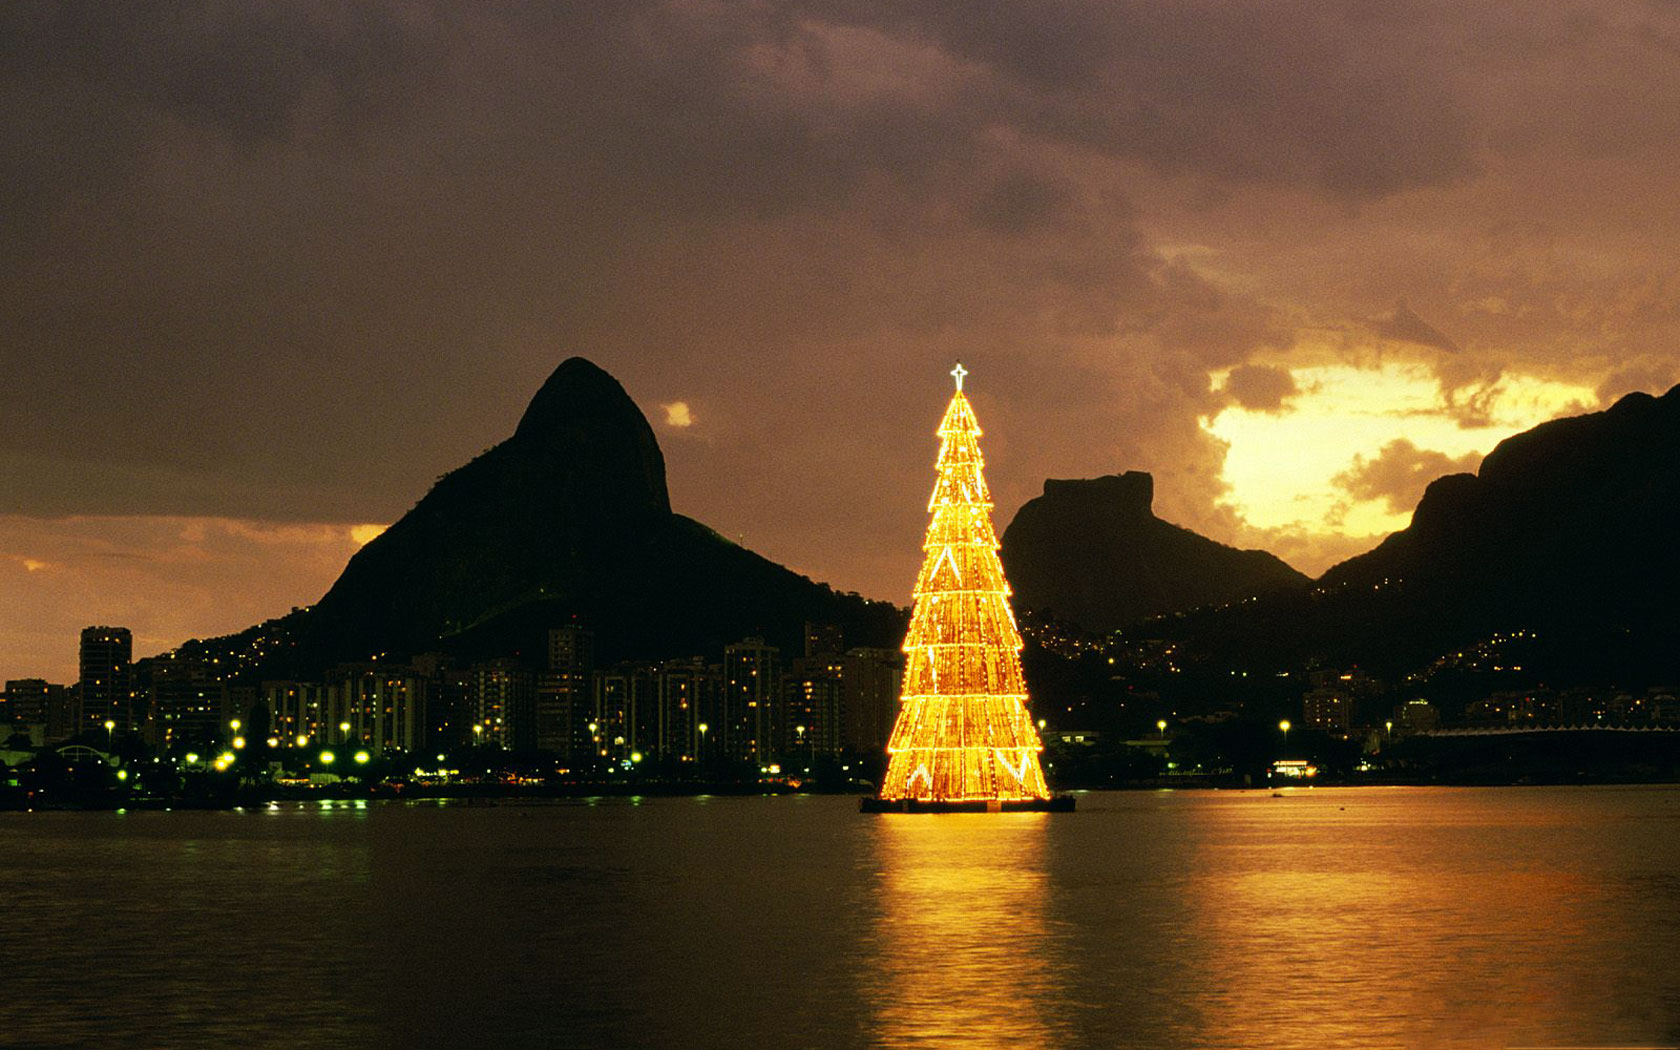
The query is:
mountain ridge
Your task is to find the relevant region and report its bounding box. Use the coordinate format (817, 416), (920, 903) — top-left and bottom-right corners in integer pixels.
(1000, 470), (1310, 632)
(207, 356), (903, 676)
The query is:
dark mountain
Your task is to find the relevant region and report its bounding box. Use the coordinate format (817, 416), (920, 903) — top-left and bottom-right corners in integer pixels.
(1314, 386), (1680, 669)
(239, 357), (902, 675)
(1323, 386), (1680, 606)
(1164, 385), (1680, 682)
(999, 472), (1309, 631)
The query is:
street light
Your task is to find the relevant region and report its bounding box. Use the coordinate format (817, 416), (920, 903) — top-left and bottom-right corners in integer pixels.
(339, 721), (351, 742)
(319, 750), (335, 766)
(1157, 719), (1168, 739)
(1279, 719), (1292, 753)
(104, 719), (115, 751)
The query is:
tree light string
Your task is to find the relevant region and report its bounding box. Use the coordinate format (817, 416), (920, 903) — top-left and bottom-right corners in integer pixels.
(879, 371), (1052, 802)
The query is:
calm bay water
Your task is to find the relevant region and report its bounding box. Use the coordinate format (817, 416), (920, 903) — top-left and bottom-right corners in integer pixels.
(3, 787), (1679, 1049)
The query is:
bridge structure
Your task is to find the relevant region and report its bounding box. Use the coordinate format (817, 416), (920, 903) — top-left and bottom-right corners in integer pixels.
(1420, 724), (1680, 738)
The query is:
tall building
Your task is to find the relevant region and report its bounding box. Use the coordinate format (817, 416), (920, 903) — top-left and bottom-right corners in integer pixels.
(79, 626), (133, 734)
(592, 663), (657, 763)
(658, 657), (720, 764)
(1396, 698), (1441, 733)
(1302, 687), (1352, 734)
(538, 627), (595, 758)
(263, 680), (330, 744)
(149, 651), (229, 748)
(841, 647), (903, 754)
(723, 638), (780, 766)
(786, 654), (845, 762)
(4, 679), (75, 745)
(804, 622), (844, 660)
(467, 659), (533, 751)
(325, 664), (430, 753)
(412, 653), (473, 753)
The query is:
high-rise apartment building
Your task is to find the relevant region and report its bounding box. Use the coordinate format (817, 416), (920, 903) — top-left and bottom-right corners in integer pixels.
(786, 654), (845, 762)
(657, 657), (720, 764)
(803, 622), (844, 660)
(538, 627), (595, 758)
(841, 647), (904, 754)
(79, 626), (133, 733)
(149, 651), (229, 747)
(592, 663), (657, 763)
(723, 638), (780, 765)
(1302, 687), (1352, 734)
(467, 659), (533, 751)
(3, 679), (75, 744)
(263, 680), (330, 744)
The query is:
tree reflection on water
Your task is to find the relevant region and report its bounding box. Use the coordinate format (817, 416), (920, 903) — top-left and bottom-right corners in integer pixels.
(864, 812), (1069, 1048)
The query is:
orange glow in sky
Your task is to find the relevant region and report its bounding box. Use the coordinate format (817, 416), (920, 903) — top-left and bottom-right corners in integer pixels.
(1206, 362), (1599, 569)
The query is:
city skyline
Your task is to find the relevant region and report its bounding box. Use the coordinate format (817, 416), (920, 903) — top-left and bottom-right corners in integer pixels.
(9, 3), (1680, 682)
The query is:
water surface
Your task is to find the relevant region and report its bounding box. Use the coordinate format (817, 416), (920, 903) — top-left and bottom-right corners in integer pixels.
(3, 787), (1678, 1049)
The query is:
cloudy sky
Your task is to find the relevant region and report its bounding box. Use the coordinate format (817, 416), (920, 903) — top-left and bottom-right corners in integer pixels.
(6, 1), (1680, 682)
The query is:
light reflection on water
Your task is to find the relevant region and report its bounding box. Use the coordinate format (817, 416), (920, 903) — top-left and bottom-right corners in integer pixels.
(864, 813), (1062, 1047)
(1, 788), (1678, 1049)
(1171, 788), (1680, 1050)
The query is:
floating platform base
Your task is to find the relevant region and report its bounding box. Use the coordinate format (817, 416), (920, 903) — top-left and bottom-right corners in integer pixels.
(860, 795), (1076, 814)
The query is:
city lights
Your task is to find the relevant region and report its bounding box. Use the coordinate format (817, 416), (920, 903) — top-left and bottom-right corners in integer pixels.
(878, 365), (1051, 804)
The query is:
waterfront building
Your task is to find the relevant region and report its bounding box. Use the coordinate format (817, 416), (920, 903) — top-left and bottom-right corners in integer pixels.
(1303, 687), (1352, 734)
(804, 622), (844, 660)
(325, 664), (430, 753)
(149, 652), (229, 748)
(723, 638), (780, 766)
(592, 663), (658, 764)
(79, 625), (133, 734)
(463, 659), (531, 751)
(3, 679), (74, 745)
(411, 652), (472, 752)
(786, 654), (845, 761)
(538, 627), (595, 758)
(840, 647), (903, 754)
(1396, 698), (1441, 733)
(657, 657), (720, 764)
(263, 680), (330, 744)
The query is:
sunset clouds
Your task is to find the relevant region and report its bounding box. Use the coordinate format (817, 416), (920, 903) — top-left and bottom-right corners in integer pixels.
(6, 1), (1680, 679)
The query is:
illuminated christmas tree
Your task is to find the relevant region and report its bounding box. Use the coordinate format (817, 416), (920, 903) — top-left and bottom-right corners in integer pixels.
(877, 364), (1053, 805)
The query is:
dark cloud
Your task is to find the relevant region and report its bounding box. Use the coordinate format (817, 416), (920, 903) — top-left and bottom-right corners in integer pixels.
(4, 0), (1680, 641)
(834, 1), (1480, 197)
(0, 1), (1292, 563)
(1223, 363), (1298, 413)
(1333, 439), (1482, 514)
